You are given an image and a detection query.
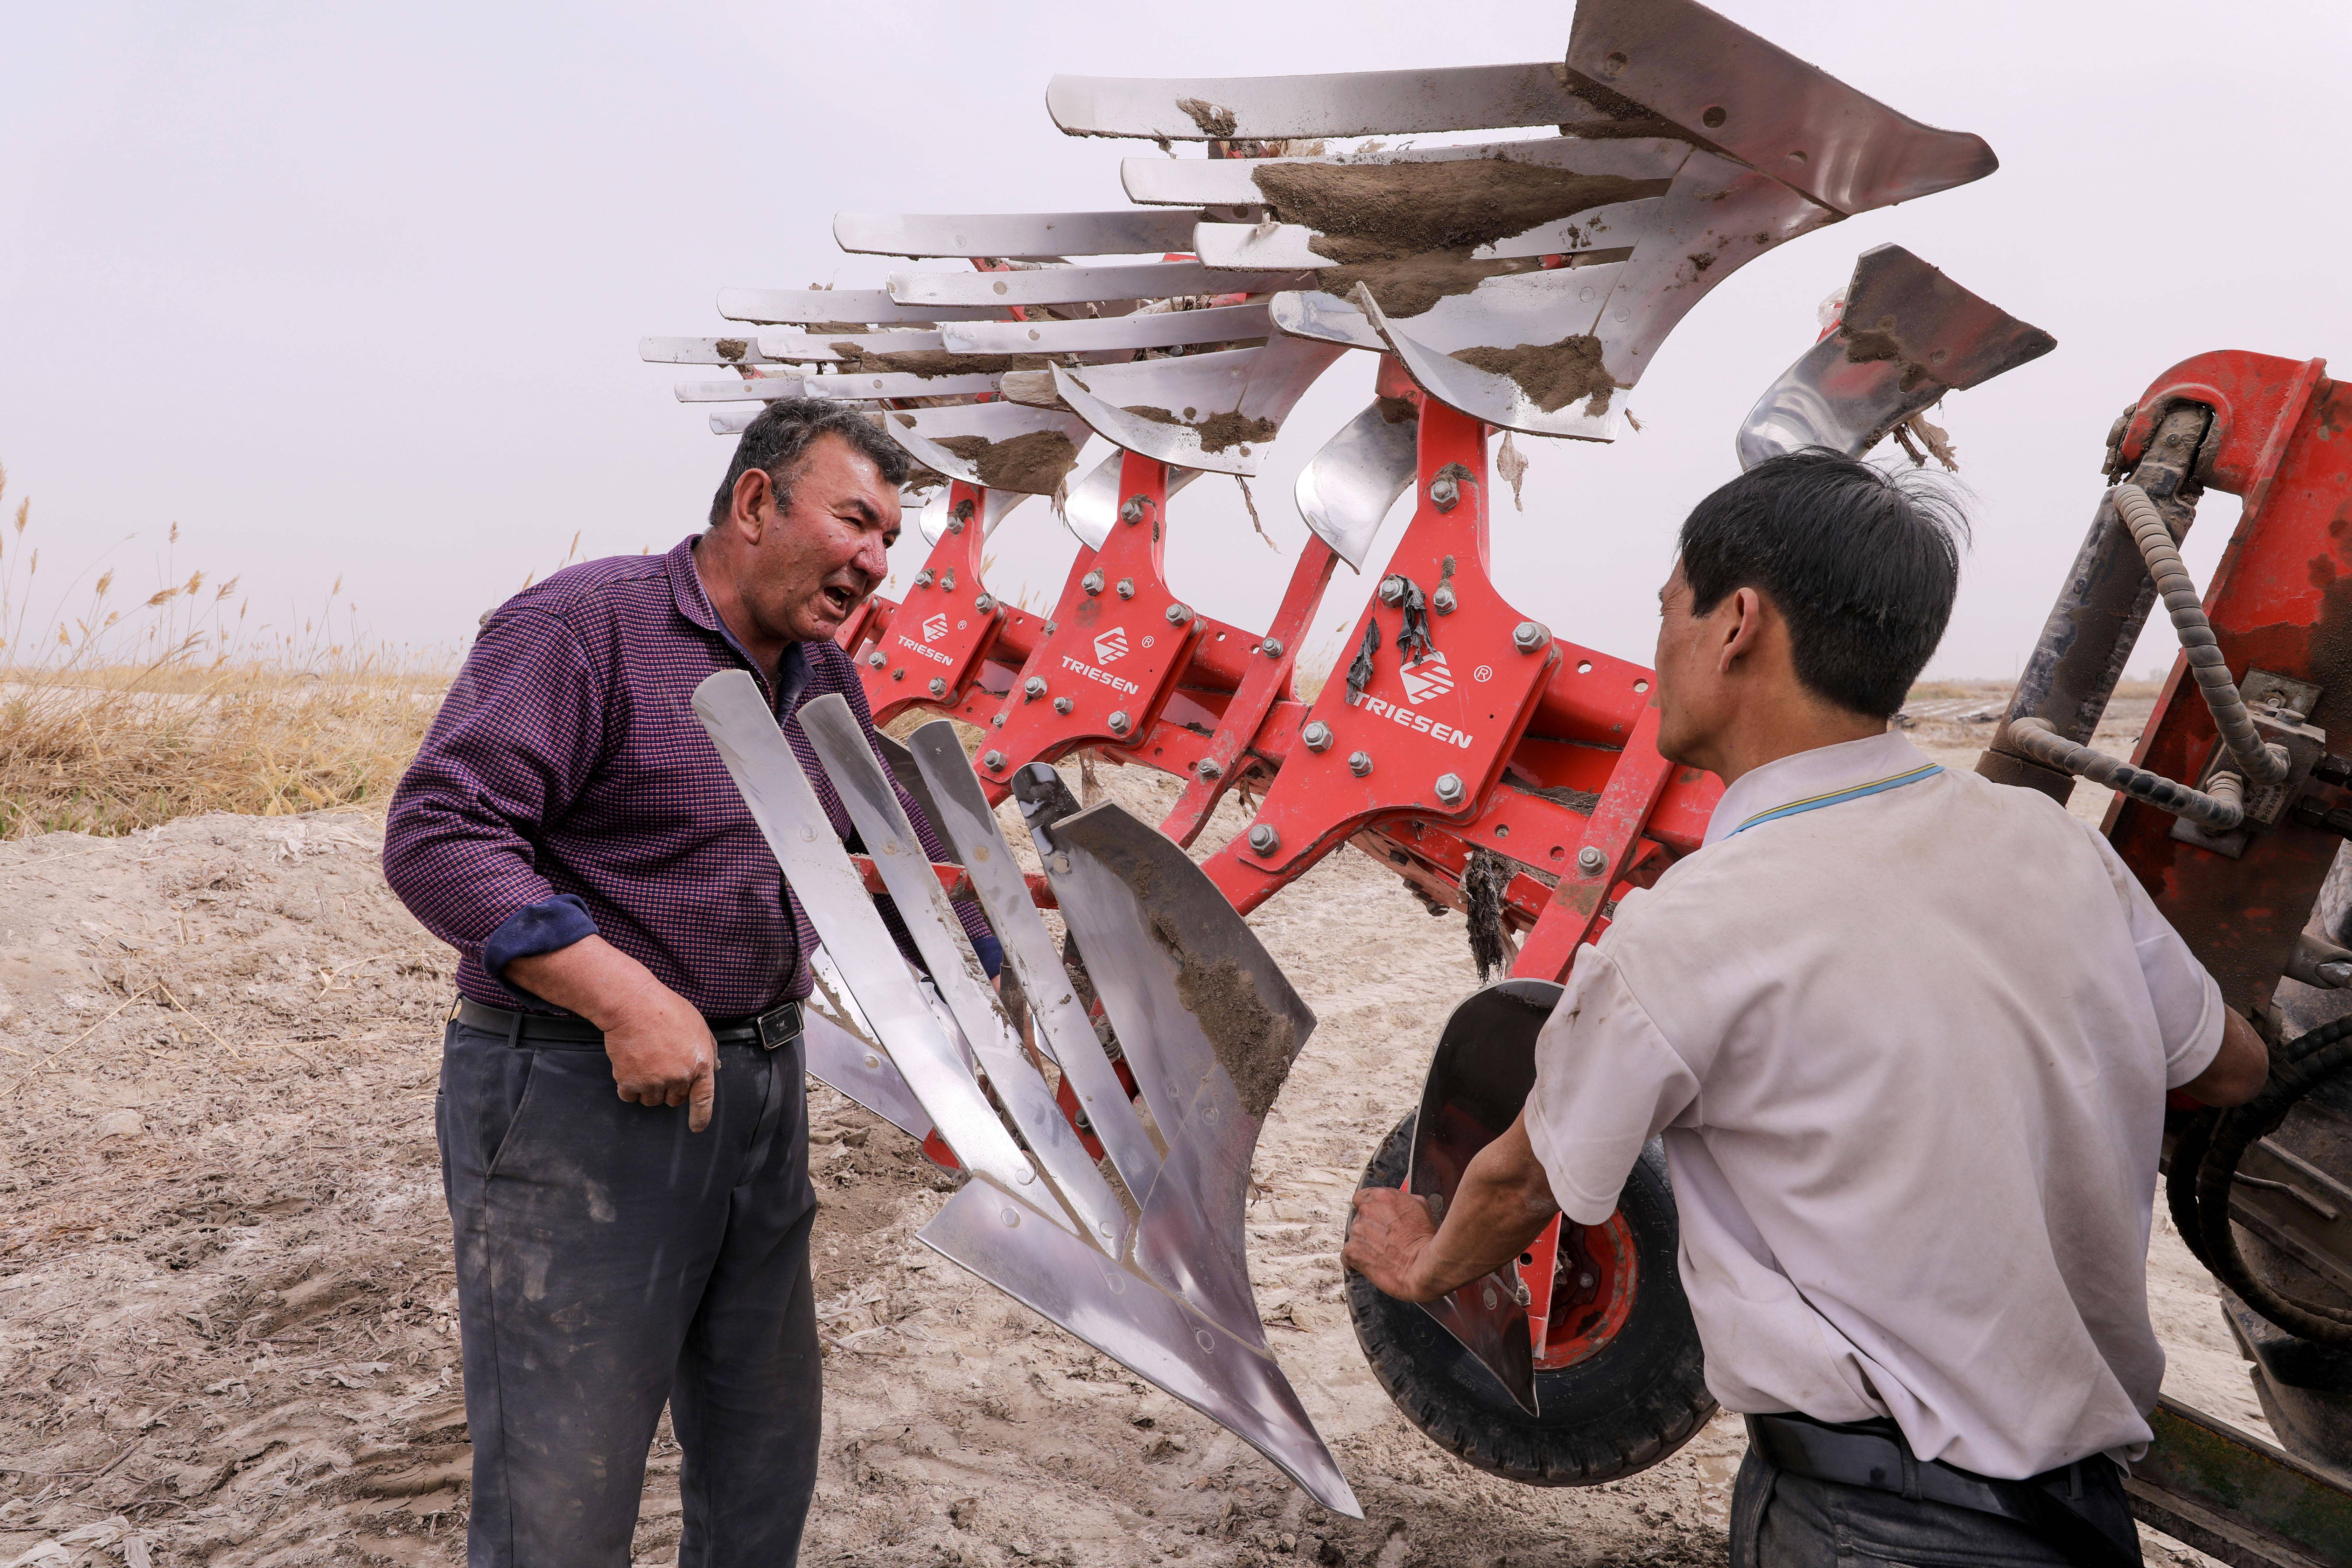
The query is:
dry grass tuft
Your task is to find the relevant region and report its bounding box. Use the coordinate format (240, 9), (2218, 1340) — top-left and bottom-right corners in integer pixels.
(0, 463), (453, 837)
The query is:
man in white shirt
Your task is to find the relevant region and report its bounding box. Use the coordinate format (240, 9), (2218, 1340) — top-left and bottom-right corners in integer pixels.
(1343, 450), (2268, 1566)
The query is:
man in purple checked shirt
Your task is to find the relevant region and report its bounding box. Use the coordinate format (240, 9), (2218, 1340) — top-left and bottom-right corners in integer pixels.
(384, 399), (996, 1568)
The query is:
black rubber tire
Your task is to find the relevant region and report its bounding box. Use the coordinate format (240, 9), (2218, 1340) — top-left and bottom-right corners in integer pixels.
(1346, 1113), (1716, 1485)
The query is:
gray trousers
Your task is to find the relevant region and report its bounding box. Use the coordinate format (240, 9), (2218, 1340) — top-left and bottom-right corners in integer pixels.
(437, 1018), (820, 1568)
(1731, 1442), (2140, 1567)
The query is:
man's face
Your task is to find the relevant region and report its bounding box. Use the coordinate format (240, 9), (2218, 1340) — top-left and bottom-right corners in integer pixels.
(1652, 558), (1725, 768)
(741, 434), (901, 645)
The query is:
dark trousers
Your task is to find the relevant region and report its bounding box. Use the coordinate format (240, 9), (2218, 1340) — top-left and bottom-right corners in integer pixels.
(436, 1017), (820, 1568)
(1731, 1436), (2141, 1567)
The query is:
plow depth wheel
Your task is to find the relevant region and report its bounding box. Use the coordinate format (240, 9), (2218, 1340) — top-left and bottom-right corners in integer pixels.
(1347, 1115), (1714, 1485)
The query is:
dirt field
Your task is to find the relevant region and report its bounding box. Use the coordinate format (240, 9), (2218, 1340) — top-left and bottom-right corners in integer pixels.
(0, 707), (2258, 1566)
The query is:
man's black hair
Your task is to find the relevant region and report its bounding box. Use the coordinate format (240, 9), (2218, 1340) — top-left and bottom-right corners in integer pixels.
(1677, 448), (1968, 718)
(707, 397), (910, 527)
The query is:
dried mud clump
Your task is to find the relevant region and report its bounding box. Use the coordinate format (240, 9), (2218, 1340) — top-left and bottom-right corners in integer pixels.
(827, 344), (1050, 378)
(1120, 405), (1278, 454)
(1375, 394), (1418, 424)
(1251, 159), (1669, 317)
(1144, 910), (1299, 1121)
(933, 430), (1079, 494)
(1452, 333), (1618, 415)
(1840, 319), (1939, 393)
(1175, 97), (1237, 139)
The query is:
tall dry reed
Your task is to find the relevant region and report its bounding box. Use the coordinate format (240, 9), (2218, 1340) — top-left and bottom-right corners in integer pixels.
(0, 463), (455, 837)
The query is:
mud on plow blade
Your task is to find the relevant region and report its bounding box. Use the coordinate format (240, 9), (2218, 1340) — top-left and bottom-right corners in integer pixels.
(693, 673), (1359, 1517)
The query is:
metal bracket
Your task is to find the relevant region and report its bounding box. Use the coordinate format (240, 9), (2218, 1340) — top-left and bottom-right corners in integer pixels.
(2172, 669), (2327, 857)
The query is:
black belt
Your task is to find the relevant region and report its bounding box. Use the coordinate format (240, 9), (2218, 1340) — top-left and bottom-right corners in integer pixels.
(453, 996), (804, 1051)
(1746, 1412), (2139, 1568)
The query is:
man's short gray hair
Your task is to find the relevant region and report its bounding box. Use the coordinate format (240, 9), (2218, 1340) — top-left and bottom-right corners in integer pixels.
(707, 397), (911, 527)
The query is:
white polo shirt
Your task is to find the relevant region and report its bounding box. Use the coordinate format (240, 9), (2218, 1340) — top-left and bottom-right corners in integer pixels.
(1522, 729), (2224, 1479)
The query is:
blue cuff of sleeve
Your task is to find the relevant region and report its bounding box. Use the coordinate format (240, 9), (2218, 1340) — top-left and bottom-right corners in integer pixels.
(972, 931), (1003, 980)
(481, 894), (598, 1002)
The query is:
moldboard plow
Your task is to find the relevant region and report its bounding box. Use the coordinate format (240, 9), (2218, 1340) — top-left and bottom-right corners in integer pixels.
(648, 0), (2352, 1558)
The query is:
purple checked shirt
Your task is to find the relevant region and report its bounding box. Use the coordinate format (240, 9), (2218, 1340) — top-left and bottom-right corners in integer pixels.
(384, 534), (995, 1019)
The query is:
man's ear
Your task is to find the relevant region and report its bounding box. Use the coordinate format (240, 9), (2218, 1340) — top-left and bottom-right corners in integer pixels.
(728, 468), (773, 541)
(1716, 586), (1767, 676)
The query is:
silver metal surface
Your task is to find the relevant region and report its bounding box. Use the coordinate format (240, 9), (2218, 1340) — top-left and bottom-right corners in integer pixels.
(754, 328), (946, 364)
(793, 369), (1006, 402)
(1038, 803), (1316, 1350)
(1193, 198), (1661, 272)
(1057, 450), (1203, 550)
(673, 375), (829, 404)
(716, 286), (997, 326)
(919, 1178), (1360, 1516)
(1513, 621), (1550, 652)
(1577, 846), (1608, 874)
(1565, 0), (1997, 215)
(802, 948), (935, 1141)
(943, 302), (1272, 355)
(1049, 62), (1599, 141)
(799, 697), (1128, 1253)
(1347, 751), (1372, 777)
(1050, 336), (1345, 477)
(689, 670), (1074, 1232)
(890, 260), (1308, 309)
(1736, 245), (2057, 468)
(835, 208), (1213, 260)
(1123, 134), (1688, 208)
(905, 723), (1162, 1200)
(1435, 773), (1465, 806)
(881, 402), (1098, 496)
(640, 336), (783, 366)
(1301, 721), (1332, 752)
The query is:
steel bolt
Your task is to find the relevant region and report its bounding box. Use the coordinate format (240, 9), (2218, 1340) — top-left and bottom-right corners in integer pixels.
(1197, 758), (1222, 779)
(1081, 570), (1105, 596)
(1119, 495), (1149, 524)
(890, 667), (905, 681)
(1434, 772), (1465, 806)
(1348, 750), (1373, 777)
(1261, 638), (1284, 658)
(1577, 1272), (1596, 1291)
(974, 594), (995, 612)
(1300, 720), (1333, 752)
(1430, 475), (1460, 512)
(1512, 621), (1550, 653)
(1023, 675), (1047, 700)
(928, 677), (947, 697)
(1164, 602), (1192, 625)
(1247, 823), (1280, 856)
(1378, 575), (1407, 608)
(1577, 845), (1608, 875)
(867, 650), (886, 668)
(1044, 619), (1059, 635)
(1115, 578), (1136, 600)
(1431, 585), (1456, 616)
(1107, 710), (1132, 736)
(945, 516), (964, 534)
(990, 713), (1004, 727)
(913, 568), (935, 588)
(940, 570), (957, 592)
(982, 749), (1006, 771)
(1053, 696), (1073, 714)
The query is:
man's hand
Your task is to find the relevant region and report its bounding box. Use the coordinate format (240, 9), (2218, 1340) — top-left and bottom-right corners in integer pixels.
(603, 978), (719, 1131)
(504, 935), (720, 1132)
(1344, 1186), (1442, 1302)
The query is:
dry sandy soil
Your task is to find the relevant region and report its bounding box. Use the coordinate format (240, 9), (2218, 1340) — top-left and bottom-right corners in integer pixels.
(0, 701), (2264, 1566)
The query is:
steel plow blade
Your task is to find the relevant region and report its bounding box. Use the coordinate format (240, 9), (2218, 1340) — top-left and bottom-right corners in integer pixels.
(1295, 399), (1419, 571)
(716, 287), (1002, 326)
(640, 336), (782, 366)
(802, 947), (935, 1142)
(1736, 244), (2056, 469)
(1049, 336), (1344, 477)
(784, 370), (1008, 402)
(1057, 449), (1203, 551)
(1048, 62), (1592, 142)
(880, 402), (1098, 496)
(943, 301), (1272, 356)
(890, 260), (1308, 310)
(834, 208), (1236, 261)
(755, 328), (947, 364)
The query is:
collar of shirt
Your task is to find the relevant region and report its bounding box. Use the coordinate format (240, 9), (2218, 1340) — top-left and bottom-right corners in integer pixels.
(1701, 728), (1937, 849)
(669, 533), (809, 714)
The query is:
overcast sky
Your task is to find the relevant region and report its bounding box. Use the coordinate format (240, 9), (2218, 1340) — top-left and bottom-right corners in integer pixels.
(3, 0), (2346, 681)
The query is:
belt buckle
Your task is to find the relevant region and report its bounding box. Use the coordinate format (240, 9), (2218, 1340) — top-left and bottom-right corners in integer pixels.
(757, 1002), (800, 1051)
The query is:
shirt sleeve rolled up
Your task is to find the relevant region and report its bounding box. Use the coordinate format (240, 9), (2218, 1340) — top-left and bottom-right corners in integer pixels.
(1522, 944), (1702, 1225)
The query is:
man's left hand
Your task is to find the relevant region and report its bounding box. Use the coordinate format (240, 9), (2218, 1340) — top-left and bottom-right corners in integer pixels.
(1344, 1186), (1442, 1302)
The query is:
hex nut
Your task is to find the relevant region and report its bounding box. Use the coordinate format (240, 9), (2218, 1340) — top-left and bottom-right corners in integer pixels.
(1119, 495), (1148, 524)
(1434, 772), (1465, 805)
(1053, 696), (1074, 715)
(913, 569), (935, 588)
(1247, 824), (1280, 855)
(1261, 638), (1284, 658)
(1300, 720), (1333, 752)
(1164, 602), (1192, 625)
(1107, 710), (1132, 736)
(1115, 578), (1136, 600)
(1512, 620), (1551, 653)
(982, 750), (1006, 771)
(974, 594), (995, 612)
(1378, 575), (1407, 608)
(1023, 676), (1048, 699)
(928, 677), (947, 697)
(890, 667), (905, 681)
(1347, 751), (1373, 777)
(1197, 758), (1222, 779)
(867, 650), (886, 668)
(1044, 619), (1058, 635)
(1577, 845), (1608, 875)
(940, 570), (957, 592)
(1082, 571), (1105, 595)
(1429, 474), (1461, 512)
(1431, 585), (1456, 615)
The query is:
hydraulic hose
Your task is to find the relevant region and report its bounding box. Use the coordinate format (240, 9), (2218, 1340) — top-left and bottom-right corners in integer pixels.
(2005, 717), (2245, 830)
(2190, 1017), (2352, 1348)
(2113, 483), (2290, 785)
